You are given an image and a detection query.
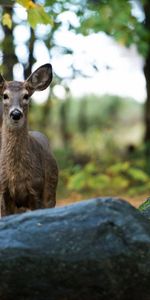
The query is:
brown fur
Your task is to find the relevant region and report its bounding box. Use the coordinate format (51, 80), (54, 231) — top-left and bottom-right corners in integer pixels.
(0, 64), (58, 216)
(0, 103), (2, 126)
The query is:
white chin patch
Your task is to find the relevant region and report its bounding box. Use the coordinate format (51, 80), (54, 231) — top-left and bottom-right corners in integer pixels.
(8, 118), (24, 129)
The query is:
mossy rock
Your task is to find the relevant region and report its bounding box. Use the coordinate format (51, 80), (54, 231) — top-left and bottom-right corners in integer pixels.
(139, 197), (150, 219)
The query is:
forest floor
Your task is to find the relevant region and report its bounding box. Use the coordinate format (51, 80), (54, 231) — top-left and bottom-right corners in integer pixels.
(57, 193), (147, 208)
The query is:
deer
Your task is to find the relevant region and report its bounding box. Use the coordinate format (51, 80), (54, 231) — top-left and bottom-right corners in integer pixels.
(0, 63), (58, 217)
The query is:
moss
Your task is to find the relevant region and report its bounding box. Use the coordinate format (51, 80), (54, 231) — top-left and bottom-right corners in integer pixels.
(139, 198), (150, 212)
(139, 198), (150, 220)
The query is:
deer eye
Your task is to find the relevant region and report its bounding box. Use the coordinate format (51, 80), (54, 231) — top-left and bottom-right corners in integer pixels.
(3, 93), (9, 100)
(23, 94), (29, 100)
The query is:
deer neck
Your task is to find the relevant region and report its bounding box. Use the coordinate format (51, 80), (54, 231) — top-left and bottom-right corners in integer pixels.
(0, 120), (31, 197)
(1, 121), (29, 162)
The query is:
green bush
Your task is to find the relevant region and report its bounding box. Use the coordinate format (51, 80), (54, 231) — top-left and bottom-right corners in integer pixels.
(28, 94), (147, 200)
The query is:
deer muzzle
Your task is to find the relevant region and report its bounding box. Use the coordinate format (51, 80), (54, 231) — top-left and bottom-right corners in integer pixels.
(10, 109), (23, 121)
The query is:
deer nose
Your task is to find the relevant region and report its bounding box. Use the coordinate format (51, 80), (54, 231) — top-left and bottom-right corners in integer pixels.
(10, 109), (23, 121)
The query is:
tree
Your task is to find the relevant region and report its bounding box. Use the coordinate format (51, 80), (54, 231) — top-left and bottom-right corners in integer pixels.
(78, 0), (150, 144)
(1, 0), (150, 146)
(1, 5), (17, 79)
(143, 1), (150, 143)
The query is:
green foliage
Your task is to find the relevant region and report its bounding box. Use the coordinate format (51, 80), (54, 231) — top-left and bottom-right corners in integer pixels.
(29, 94), (148, 201)
(16, 0), (53, 28)
(17, 0), (33, 8)
(1, 1), (53, 30)
(27, 6), (53, 29)
(7, 0), (150, 57)
(128, 167), (149, 183)
(79, 0), (150, 56)
(65, 158), (150, 197)
(2, 13), (12, 29)
(139, 197), (150, 211)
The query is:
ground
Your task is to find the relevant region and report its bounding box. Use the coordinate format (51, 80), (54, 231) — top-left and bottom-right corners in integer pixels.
(57, 193), (147, 208)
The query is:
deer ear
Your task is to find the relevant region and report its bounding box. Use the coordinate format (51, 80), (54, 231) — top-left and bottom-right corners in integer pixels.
(26, 64), (53, 94)
(0, 74), (5, 95)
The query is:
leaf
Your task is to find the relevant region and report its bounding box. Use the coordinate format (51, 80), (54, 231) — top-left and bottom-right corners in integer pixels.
(2, 13), (12, 29)
(108, 162), (130, 175)
(139, 198), (150, 212)
(128, 168), (149, 183)
(17, 0), (36, 9)
(16, 0), (53, 28)
(27, 5), (53, 29)
(111, 176), (129, 190)
(67, 171), (86, 191)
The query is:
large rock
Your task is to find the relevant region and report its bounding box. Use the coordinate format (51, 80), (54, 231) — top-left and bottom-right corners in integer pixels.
(0, 198), (150, 300)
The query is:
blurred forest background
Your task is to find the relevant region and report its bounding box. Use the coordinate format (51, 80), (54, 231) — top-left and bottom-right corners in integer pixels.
(0, 0), (150, 207)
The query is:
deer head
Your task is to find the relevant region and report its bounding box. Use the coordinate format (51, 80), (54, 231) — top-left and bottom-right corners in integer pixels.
(0, 64), (52, 129)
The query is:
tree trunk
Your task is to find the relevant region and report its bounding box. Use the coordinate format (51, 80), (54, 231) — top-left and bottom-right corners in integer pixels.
(0, 198), (150, 300)
(59, 98), (71, 147)
(24, 28), (35, 78)
(2, 6), (17, 80)
(23, 0), (35, 78)
(143, 3), (150, 144)
(144, 52), (150, 143)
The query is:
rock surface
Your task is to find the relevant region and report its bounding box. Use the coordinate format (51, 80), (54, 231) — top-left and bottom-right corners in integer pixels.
(0, 197), (150, 300)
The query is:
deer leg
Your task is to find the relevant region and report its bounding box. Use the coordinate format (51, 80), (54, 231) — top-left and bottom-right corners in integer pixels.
(43, 184), (56, 208)
(41, 153), (58, 208)
(42, 169), (58, 208)
(3, 193), (16, 216)
(1, 194), (7, 217)
(27, 187), (44, 210)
